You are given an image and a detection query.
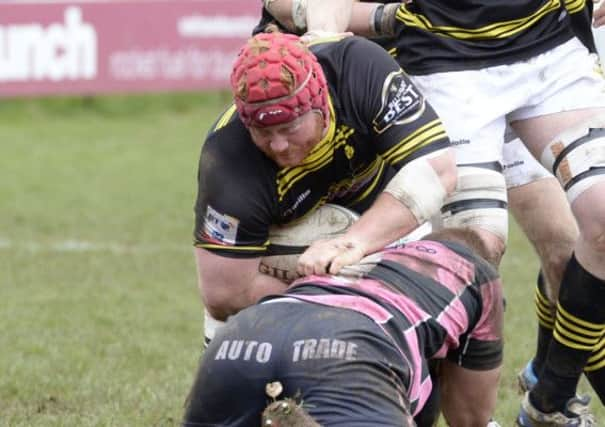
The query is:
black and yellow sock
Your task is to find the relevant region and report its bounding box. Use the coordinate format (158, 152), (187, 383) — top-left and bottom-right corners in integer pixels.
(529, 254), (605, 413)
(533, 271), (556, 375)
(585, 332), (605, 404)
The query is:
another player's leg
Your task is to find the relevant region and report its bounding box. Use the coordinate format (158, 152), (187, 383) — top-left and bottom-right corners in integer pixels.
(584, 332), (605, 403)
(439, 361), (501, 427)
(505, 139), (579, 391)
(512, 110), (605, 424)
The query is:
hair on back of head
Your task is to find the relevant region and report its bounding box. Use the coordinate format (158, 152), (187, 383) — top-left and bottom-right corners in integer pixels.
(423, 227), (497, 267)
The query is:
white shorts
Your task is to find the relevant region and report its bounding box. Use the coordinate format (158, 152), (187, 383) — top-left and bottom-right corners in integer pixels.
(503, 136), (551, 188)
(411, 37), (605, 168)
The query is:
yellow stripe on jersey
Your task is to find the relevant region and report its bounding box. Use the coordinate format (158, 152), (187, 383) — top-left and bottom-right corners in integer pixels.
(278, 156), (335, 200)
(276, 125), (355, 201)
(350, 157), (387, 205)
(563, 0), (585, 14)
(382, 120), (447, 165)
(213, 104), (238, 132)
(396, 0), (562, 40)
(276, 97), (341, 200)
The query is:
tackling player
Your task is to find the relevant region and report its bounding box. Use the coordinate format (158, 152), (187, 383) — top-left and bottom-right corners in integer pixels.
(193, 31), (456, 344)
(183, 227), (503, 427)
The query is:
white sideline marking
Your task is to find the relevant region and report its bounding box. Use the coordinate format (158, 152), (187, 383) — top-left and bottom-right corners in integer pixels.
(0, 237), (190, 254)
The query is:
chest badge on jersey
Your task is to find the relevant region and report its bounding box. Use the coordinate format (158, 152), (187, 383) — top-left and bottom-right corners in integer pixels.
(372, 70), (425, 134)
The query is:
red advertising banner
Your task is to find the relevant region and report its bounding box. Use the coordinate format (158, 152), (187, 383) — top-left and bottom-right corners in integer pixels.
(0, 0), (260, 97)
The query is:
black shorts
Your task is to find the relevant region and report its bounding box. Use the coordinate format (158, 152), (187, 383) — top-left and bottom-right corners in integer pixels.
(183, 300), (415, 427)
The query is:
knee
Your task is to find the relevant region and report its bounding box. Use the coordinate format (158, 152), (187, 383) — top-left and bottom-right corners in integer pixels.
(539, 249), (574, 298)
(579, 218), (605, 255)
(573, 183), (605, 255)
(539, 114), (605, 254)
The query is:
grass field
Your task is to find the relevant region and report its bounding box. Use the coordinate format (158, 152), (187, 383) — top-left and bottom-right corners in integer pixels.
(1, 92), (603, 426)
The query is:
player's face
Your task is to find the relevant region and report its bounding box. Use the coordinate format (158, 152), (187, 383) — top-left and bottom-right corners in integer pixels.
(249, 111), (325, 167)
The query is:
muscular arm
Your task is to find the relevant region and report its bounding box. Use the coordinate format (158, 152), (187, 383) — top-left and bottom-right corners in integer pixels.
(195, 248), (288, 320)
(594, 1), (605, 27)
(307, 0), (353, 32)
(297, 149), (457, 275)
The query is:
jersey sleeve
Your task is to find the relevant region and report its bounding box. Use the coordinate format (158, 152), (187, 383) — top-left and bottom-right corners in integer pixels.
(193, 121), (276, 258)
(342, 37), (451, 168)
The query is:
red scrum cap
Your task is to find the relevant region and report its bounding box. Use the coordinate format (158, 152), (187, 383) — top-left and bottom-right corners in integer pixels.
(230, 32), (329, 128)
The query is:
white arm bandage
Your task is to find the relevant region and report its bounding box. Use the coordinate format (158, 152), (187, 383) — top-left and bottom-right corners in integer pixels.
(263, 0), (308, 32)
(383, 152), (448, 224)
(369, 3), (399, 36)
(292, 0), (308, 31)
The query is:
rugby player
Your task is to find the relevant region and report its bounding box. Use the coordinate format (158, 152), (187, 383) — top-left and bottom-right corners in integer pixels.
(183, 227), (503, 427)
(193, 31), (456, 344)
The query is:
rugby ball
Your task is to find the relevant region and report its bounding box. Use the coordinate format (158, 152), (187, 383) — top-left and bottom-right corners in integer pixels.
(259, 204), (359, 283)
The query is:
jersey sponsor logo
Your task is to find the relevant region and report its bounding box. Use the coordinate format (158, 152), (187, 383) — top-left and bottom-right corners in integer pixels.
(202, 205), (239, 245)
(292, 338), (358, 362)
(450, 139), (471, 146)
(282, 189), (311, 217)
(503, 159), (524, 170)
(373, 70), (425, 134)
(214, 340), (272, 363)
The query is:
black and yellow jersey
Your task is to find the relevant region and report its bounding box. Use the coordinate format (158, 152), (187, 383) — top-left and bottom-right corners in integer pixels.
(193, 36), (450, 258)
(373, 0), (575, 74)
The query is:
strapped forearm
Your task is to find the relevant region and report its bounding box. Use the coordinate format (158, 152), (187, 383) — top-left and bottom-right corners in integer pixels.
(264, 0), (354, 33)
(383, 149), (454, 225)
(348, 2), (400, 37)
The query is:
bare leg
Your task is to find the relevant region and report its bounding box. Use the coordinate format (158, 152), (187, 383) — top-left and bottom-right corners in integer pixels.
(512, 110), (605, 412)
(508, 177), (578, 301)
(439, 360), (501, 427)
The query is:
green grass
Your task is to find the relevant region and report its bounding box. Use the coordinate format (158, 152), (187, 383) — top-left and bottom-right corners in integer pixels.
(1, 92), (603, 426)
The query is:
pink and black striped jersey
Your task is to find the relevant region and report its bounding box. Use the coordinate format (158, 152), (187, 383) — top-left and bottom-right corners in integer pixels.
(279, 239), (504, 415)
